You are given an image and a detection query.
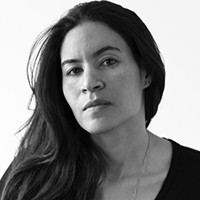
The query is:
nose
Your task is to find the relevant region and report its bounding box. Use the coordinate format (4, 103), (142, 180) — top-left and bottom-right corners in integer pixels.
(81, 68), (105, 93)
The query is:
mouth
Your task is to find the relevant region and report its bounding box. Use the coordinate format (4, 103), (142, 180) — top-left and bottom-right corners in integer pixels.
(83, 99), (111, 111)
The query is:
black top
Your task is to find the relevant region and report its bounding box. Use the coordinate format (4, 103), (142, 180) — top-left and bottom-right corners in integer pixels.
(155, 139), (200, 199)
(0, 139), (200, 199)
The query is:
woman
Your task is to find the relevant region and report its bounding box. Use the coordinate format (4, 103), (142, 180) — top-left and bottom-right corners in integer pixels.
(0, 1), (200, 200)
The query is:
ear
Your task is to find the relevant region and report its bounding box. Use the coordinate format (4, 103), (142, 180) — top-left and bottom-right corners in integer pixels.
(141, 70), (152, 89)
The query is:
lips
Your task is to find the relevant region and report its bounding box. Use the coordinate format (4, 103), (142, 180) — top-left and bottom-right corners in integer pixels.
(83, 99), (111, 111)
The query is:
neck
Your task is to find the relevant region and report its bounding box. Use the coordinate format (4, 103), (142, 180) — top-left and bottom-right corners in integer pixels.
(91, 121), (150, 181)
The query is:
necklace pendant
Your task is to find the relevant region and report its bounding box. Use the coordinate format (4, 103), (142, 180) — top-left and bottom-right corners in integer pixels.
(132, 191), (137, 200)
(132, 187), (138, 200)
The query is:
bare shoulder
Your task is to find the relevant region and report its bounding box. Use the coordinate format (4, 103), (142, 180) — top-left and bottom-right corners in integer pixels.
(132, 133), (173, 200)
(148, 132), (172, 175)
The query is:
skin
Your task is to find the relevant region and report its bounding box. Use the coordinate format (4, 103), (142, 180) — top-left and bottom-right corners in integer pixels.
(61, 21), (148, 135)
(61, 21), (172, 200)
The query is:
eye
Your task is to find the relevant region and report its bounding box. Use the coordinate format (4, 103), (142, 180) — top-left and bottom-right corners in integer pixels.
(101, 58), (118, 66)
(66, 67), (83, 76)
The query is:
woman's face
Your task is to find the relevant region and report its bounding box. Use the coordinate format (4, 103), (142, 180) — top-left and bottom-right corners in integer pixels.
(61, 21), (148, 134)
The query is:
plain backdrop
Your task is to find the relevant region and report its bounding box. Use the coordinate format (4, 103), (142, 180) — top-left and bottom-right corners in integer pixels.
(0, 0), (200, 178)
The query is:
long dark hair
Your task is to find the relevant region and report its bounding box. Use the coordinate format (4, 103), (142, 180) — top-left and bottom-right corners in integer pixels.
(1, 1), (165, 199)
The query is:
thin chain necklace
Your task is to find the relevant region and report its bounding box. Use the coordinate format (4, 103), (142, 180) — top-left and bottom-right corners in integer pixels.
(132, 133), (151, 200)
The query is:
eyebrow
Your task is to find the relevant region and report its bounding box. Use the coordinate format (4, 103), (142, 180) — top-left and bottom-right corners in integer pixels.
(92, 45), (121, 57)
(61, 45), (121, 68)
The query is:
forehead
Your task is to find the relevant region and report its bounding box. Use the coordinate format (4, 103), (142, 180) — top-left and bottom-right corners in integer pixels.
(60, 21), (131, 58)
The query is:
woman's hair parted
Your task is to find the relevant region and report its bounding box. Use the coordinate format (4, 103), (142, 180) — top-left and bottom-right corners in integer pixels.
(1, 1), (165, 200)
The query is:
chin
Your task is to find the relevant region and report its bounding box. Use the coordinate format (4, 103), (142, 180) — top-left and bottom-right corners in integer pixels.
(80, 119), (115, 135)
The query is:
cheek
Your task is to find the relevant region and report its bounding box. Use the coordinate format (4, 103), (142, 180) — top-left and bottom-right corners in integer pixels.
(112, 71), (140, 94)
(62, 81), (79, 109)
(111, 71), (143, 108)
